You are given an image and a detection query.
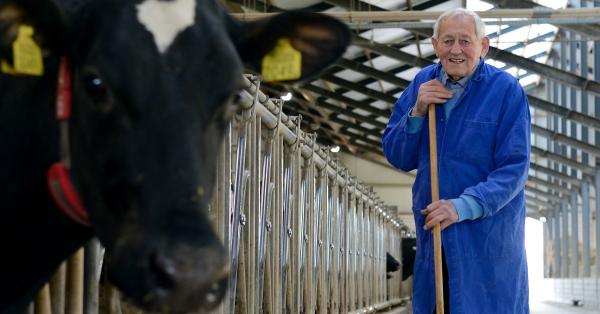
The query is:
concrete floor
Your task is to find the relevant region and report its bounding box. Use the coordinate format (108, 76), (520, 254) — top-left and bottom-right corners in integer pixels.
(530, 301), (599, 314)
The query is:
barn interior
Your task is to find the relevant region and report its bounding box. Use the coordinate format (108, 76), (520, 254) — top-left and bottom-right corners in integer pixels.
(15, 0), (600, 313)
(223, 0), (600, 313)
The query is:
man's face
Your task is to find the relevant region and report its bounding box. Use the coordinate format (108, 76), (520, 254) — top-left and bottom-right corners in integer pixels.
(432, 15), (489, 80)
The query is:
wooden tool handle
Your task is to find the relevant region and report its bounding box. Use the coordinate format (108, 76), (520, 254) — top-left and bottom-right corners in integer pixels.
(428, 104), (444, 314)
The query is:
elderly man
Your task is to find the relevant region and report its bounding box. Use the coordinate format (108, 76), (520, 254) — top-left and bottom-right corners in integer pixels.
(382, 8), (531, 314)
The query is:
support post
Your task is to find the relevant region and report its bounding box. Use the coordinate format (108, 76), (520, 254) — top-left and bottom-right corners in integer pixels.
(561, 199), (569, 278)
(554, 205), (561, 277)
(571, 191), (579, 277)
(582, 181), (591, 277)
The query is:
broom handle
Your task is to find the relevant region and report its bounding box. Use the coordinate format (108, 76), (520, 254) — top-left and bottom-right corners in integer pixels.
(428, 104), (444, 314)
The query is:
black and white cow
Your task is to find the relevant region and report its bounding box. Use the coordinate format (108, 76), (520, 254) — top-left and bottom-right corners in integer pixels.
(0, 0), (349, 312)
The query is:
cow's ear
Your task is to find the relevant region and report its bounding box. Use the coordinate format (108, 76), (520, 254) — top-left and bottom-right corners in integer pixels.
(0, 1), (65, 60)
(232, 11), (350, 83)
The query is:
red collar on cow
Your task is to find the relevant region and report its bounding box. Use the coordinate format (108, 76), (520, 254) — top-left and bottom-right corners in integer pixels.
(47, 57), (91, 227)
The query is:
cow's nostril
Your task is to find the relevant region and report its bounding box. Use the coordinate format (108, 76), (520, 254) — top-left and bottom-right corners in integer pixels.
(204, 276), (228, 307)
(149, 253), (176, 290)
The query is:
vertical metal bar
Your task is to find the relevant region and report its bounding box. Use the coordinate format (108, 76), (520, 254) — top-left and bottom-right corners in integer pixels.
(105, 283), (121, 314)
(596, 170), (600, 276)
(561, 199), (569, 278)
(317, 160), (328, 314)
(571, 191), (579, 277)
(252, 116), (270, 313)
(581, 181), (591, 277)
(281, 131), (292, 314)
(66, 248), (84, 314)
(327, 162), (337, 314)
(363, 198), (369, 309)
(325, 160), (332, 314)
(372, 205), (378, 305)
(256, 132), (272, 313)
(290, 131), (304, 314)
(332, 167), (340, 314)
(395, 225), (400, 299)
(554, 205), (561, 278)
(84, 239), (100, 314)
(34, 284), (51, 314)
(366, 197), (371, 307)
(299, 149), (308, 314)
(357, 196), (366, 309)
(25, 302), (34, 314)
(378, 209), (384, 304)
(271, 122), (282, 314)
(228, 115), (250, 314)
(50, 262), (66, 314)
(349, 183), (357, 311)
(305, 153), (312, 314)
(340, 175), (349, 314)
(216, 122), (232, 314)
(314, 158), (326, 313)
(371, 204), (376, 305)
(580, 36), (590, 167)
(305, 142), (317, 314)
(545, 214), (553, 278)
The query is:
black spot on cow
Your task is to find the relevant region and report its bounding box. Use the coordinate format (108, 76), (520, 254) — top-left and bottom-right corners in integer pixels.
(386, 252), (400, 279)
(0, 0), (349, 312)
(402, 237), (417, 281)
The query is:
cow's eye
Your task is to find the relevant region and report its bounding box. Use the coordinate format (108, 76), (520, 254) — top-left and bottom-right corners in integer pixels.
(84, 75), (108, 99)
(83, 74), (113, 113)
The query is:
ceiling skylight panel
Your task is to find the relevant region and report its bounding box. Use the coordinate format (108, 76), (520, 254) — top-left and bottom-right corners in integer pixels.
(367, 55), (401, 71)
(532, 0), (568, 9)
(467, 0), (494, 11)
(519, 74), (540, 88)
(343, 91), (368, 102)
(334, 69), (367, 82)
(359, 28), (412, 44)
(397, 67), (421, 81)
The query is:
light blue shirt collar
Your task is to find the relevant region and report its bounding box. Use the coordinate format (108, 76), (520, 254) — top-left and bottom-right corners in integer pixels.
(439, 63), (479, 88)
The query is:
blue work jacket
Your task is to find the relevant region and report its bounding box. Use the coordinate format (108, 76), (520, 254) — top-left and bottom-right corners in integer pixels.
(382, 60), (531, 314)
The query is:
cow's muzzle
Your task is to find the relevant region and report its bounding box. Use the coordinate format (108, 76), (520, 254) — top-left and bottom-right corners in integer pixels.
(109, 239), (230, 313)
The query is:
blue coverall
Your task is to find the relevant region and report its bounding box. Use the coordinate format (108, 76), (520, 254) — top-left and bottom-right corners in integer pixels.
(382, 60), (531, 314)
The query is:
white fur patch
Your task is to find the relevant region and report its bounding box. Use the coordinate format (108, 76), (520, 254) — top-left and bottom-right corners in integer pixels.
(136, 0), (196, 54)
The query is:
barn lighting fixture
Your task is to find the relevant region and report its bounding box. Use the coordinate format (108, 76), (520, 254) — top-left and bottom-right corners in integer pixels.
(539, 216), (547, 223)
(281, 92), (292, 101)
(330, 145), (340, 153)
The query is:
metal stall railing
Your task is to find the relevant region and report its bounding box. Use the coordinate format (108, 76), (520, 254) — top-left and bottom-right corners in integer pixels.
(210, 75), (408, 314)
(26, 74), (409, 314)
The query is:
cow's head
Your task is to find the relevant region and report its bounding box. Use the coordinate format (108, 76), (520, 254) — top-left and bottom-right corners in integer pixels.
(0, 0), (349, 312)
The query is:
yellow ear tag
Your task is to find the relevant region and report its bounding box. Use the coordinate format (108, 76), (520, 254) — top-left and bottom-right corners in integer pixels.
(261, 38), (302, 82)
(1, 60), (19, 75)
(3, 25), (44, 76)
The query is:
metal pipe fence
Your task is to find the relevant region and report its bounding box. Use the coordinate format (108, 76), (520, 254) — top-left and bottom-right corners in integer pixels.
(210, 75), (408, 314)
(26, 75), (409, 314)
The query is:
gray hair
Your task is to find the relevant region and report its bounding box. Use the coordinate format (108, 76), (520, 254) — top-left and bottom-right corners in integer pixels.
(432, 8), (486, 39)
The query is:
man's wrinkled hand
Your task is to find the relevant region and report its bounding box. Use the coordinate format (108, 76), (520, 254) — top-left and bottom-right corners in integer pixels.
(412, 79), (453, 117)
(420, 199), (458, 231)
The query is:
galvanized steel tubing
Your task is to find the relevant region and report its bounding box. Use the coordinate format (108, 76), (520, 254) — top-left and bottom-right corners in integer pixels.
(211, 75), (407, 314)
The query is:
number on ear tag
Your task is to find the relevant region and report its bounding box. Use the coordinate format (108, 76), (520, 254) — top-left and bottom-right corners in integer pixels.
(261, 38), (301, 82)
(2, 25), (44, 76)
